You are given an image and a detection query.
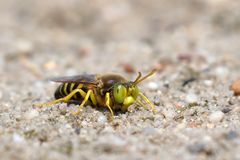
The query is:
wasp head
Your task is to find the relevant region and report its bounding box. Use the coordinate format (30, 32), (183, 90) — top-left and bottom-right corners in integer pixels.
(113, 70), (156, 111)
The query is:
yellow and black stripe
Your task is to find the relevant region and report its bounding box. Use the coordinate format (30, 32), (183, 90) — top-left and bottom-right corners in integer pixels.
(54, 83), (85, 100)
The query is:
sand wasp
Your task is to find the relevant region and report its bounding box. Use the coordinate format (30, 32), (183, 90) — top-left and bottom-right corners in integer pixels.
(34, 70), (157, 119)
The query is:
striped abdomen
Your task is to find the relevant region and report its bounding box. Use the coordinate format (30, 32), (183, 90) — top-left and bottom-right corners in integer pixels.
(54, 83), (86, 100)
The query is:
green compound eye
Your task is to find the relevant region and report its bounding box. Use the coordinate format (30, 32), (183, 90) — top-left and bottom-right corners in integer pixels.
(113, 84), (127, 104)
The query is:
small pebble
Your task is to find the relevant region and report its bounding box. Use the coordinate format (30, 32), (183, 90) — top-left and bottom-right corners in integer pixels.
(97, 115), (107, 124)
(209, 111), (224, 123)
(44, 60), (57, 70)
(24, 110), (39, 120)
(16, 39), (33, 53)
(12, 133), (25, 143)
(203, 80), (213, 86)
(153, 96), (161, 106)
(214, 66), (229, 77)
(185, 93), (198, 103)
(221, 108), (231, 113)
(178, 53), (193, 62)
(122, 63), (135, 73)
(148, 82), (158, 91)
(230, 80), (240, 96)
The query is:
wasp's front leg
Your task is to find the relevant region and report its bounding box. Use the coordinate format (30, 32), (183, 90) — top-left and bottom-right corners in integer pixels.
(105, 92), (115, 120)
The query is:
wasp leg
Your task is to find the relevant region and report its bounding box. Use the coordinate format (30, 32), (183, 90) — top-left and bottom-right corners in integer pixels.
(90, 90), (97, 106)
(105, 92), (114, 120)
(136, 99), (148, 110)
(33, 88), (87, 107)
(139, 92), (157, 113)
(71, 90), (93, 116)
(73, 84), (84, 99)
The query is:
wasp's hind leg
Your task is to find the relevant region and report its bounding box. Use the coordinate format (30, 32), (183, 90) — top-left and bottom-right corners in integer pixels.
(33, 98), (67, 107)
(33, 89), (87, 107)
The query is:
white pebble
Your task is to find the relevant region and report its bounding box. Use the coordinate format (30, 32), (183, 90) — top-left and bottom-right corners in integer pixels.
(209, 111), (224, 123)
(204, 80), (213, 86)
(215, 66), (229, 77)
(16, 39), (33, 53)
(24, 110), (39, 120)
(185, 93), (198, 103)
(148, 82), (158, 91)
(12, 133), (24, 143)
(97, 115), (107, 124)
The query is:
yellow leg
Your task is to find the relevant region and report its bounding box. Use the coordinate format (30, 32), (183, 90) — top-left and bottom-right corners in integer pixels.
(136, 99), (148, 110)
(33, 88), (87, 107)
(71, 90), (93, 116)
(105, 92), (114, 119)
(90, 91), (97, 106)
(139, 92), (157, 114)
(74, 84), (83, 99)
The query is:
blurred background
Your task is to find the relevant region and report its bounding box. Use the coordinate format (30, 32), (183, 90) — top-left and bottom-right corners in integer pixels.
(1, 0), (239, 78)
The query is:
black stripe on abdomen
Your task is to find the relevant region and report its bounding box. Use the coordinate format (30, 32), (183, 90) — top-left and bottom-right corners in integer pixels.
(54, 83), (73, 99)
(54, 83), (88, 101)
(54, 84), (64, 99)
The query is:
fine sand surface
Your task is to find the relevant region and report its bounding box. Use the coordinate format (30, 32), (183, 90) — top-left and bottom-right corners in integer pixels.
(0, 0), (240, 159)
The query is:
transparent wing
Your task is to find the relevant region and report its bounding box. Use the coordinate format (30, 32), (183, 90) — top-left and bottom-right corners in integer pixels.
(49, 74), (98, 84)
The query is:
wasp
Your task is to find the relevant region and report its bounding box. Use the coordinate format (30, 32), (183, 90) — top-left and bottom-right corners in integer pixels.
(34, 70), (157, 119)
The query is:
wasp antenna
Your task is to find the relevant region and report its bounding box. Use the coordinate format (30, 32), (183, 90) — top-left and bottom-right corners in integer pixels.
(133, 72), (142, 84)
(134, 69), (156, 85)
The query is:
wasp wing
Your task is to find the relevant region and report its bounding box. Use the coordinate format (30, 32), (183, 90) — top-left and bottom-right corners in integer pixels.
(50, 74), (98, 85)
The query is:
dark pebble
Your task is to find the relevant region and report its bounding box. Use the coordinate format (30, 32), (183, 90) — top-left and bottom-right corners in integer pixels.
(221, 108), (231, 113)
(153, 96), (161, 106)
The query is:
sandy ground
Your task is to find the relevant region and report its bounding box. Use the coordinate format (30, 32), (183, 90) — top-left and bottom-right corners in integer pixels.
(0, 0), (240, 160)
